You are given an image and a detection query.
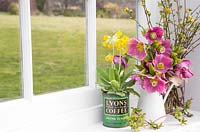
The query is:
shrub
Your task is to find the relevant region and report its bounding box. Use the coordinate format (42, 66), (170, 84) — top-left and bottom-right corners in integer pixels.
(8, 2), (19, 15)
(96, 10), (109, 18)
(103, 2), (120, 18)
(36, 0), (46, 12)
(63, 10), (85, 17)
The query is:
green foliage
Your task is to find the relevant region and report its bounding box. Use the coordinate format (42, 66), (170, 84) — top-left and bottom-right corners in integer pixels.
(125, 108), (146, 132)
(8, 3), (19, 15)
(126, 108), (163, 132)
(173, 98), (193, 125)
(97, 66), (139, 97)
(63, 10), (85, 17)
(149, 120), (163, 129)
(97, 10), (110, 18)
(36, 0), (46, 11)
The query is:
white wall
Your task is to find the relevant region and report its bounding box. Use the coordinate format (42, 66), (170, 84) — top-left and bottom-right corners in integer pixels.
(185, 0), (200, 111)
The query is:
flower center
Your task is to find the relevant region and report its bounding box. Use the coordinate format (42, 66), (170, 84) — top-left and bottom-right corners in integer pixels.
(157, 62), (165, 70)
(150, 32), (157, 39)
(150, 78), (158, 87)
(136, 42), (144, 52)
(159, 46), (166, 53)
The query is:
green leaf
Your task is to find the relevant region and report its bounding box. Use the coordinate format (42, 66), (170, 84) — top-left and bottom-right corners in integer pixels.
(126, 88), (140, 97)
(149, 63), (156, 76)
(100, 78), (110, 85)
(114, 69), (120, 82)
(116, 92), (126, 97)
(124, 80), (136, 88)
(97, 67), (109, 81)
(122, 70), (133, 83)
(111, 80), (120, 91)
(135, 64), (144, 71)
(107, 91), (116, 95)
(109, 68), (115, 81)
(100, 87), (109, 92)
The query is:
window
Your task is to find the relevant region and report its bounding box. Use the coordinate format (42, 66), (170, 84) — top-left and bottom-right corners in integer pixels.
(30, 0), (87, 94)
(0, 2), (21, 100)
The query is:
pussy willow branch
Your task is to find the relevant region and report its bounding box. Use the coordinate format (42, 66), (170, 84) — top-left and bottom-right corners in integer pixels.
(141, 0), (152, 28)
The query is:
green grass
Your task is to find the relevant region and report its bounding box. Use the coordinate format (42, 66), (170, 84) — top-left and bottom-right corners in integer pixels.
(0, 14), (136, 99)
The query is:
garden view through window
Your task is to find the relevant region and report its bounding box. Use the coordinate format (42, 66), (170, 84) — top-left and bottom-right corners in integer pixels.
(0, 0), (136, 98)
(0, 1), (21, 100)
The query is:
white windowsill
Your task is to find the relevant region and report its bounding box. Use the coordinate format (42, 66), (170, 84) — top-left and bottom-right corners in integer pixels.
(84, 111), (200, 132)
(0, 86), (199, 132)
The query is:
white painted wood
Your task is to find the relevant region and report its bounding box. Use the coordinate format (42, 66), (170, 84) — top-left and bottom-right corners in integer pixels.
(183, 0), (200, 111)
(86, 0), (97, 89)
(0, 86), (102, 132)
(137, 0), (160, 41)
(19, 0), (33, 100)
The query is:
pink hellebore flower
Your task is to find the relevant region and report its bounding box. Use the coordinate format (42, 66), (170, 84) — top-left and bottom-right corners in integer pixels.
(131, 74), (142, 85)
(143, 76), (167, 94)
(153, 54), (172, 73)
(159, 40), (172, 56)
(175, 60), (193, 78)
(113, 55), (128, 68)
(145, 27), (163, 43)
(128, 38), (147, 60)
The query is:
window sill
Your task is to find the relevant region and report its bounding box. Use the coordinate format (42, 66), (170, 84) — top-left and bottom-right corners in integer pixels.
(84, 111), (200, 132)
(0, 86), (102, 132)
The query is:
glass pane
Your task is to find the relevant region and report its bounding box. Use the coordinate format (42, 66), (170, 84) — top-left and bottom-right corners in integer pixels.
(0, 1), (21, 100)
(31, 0), (86, 94)
(97, 0), (136, 75)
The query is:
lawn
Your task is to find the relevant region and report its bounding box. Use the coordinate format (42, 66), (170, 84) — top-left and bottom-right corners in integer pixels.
(0, 13), (136, 99)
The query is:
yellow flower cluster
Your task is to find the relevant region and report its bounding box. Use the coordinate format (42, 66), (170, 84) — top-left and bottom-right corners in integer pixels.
(105, 54), (114, 62)
(102, 31), (129, 55)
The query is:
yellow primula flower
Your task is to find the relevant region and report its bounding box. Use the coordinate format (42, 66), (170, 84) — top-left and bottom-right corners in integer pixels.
(122, 35), (129, 41)
(105, 54), (114, 62)
(122, 50), (127, 55)
(116, 31), (122, 38)
(102, 42), (107, 47)
(103, 35), (110, 41)
(116, 47), (122, 51)
(114, 41), (121, 48)
(107, 44), (113, 49)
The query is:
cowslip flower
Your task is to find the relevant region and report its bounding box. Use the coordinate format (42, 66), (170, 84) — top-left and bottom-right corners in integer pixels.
(105, 54), (114, 62)
(145, 27), (163, 43)
(128, 38), (146, 60)
(175, 60), (193, 78)
(113, 55), (128, 68)
(153, 54), (172, 73)
(143, 76), (167, 94)
(158, 40), (172, 56)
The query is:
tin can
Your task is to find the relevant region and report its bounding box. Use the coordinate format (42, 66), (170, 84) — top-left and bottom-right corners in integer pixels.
(103, 92), (129, 128)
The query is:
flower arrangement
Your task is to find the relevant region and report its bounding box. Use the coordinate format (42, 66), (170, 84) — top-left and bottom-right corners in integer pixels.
(123, 0), (200, 131)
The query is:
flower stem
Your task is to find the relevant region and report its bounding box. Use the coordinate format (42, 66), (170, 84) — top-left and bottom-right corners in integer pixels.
(164, 84), (175, 103)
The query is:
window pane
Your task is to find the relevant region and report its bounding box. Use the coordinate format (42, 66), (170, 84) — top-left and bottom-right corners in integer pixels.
(31, 0), (86, 94)
(0, 2), (21, 100)
(97, 0), (136, 73)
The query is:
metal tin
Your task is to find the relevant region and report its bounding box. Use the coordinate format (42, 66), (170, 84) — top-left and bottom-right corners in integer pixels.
(103, 92), (129, 128)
